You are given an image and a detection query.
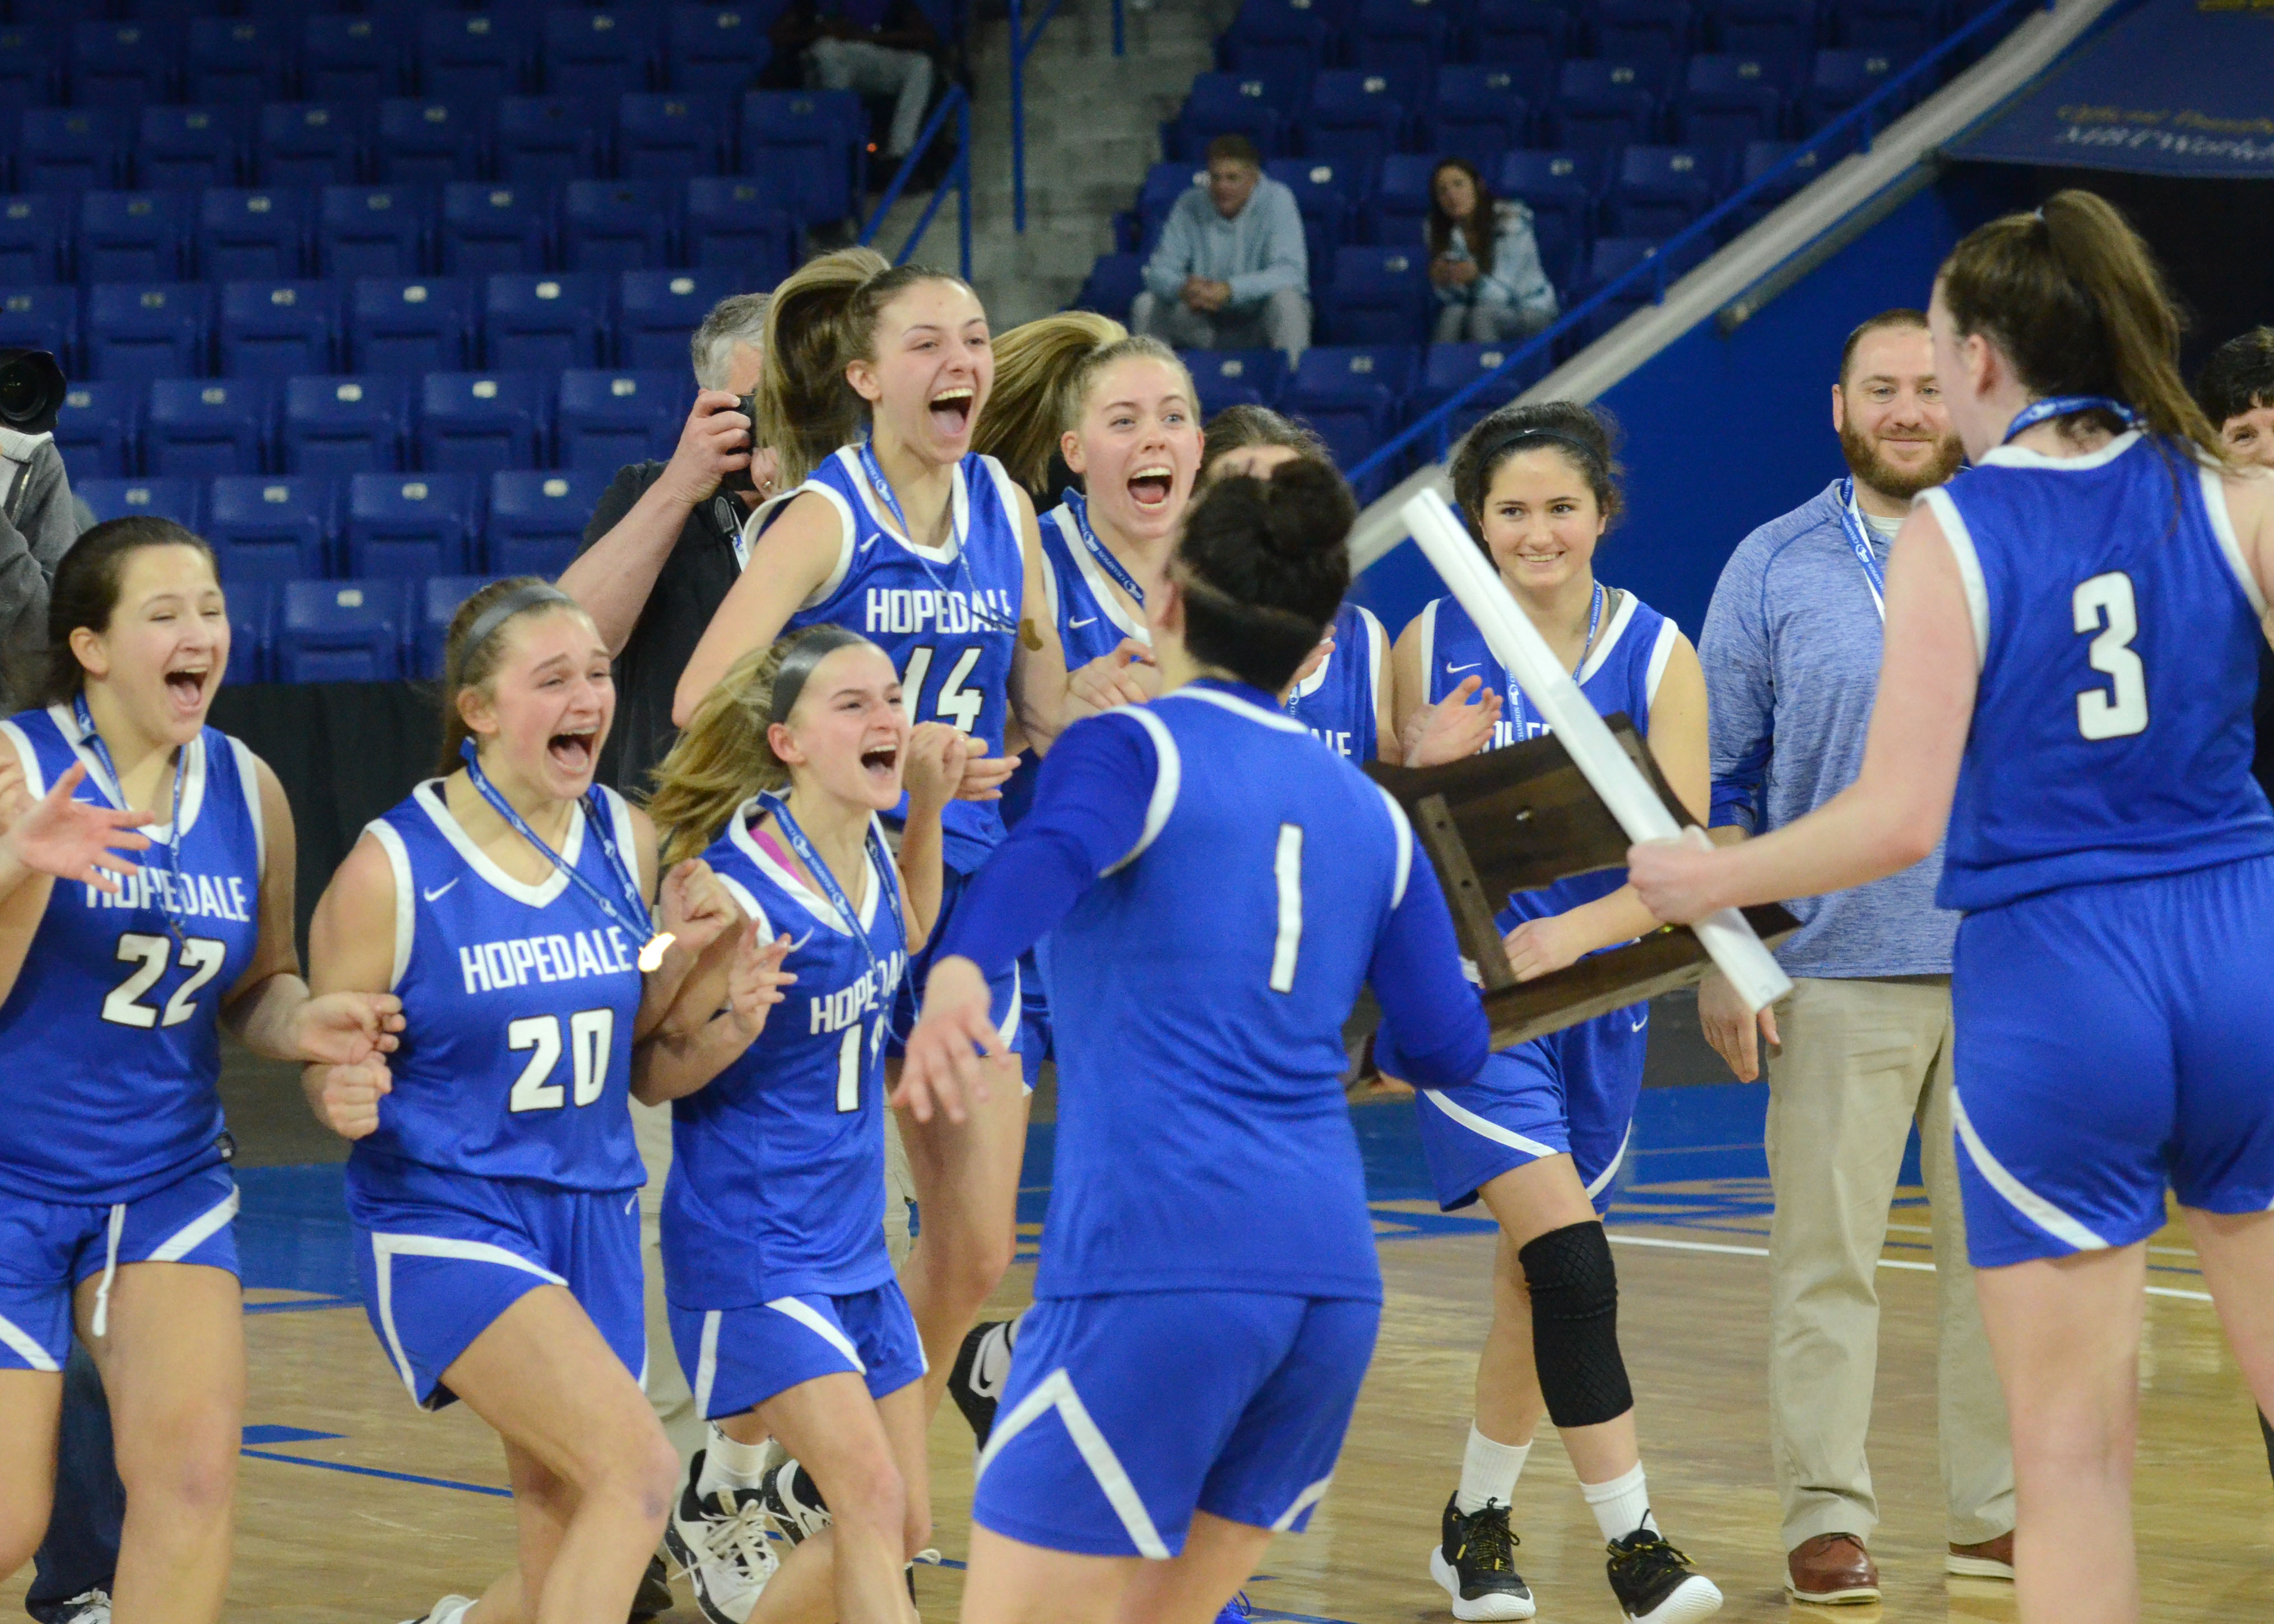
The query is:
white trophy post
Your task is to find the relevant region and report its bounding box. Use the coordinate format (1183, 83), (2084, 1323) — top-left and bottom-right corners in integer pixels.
(1399, 489), (1793, 1014)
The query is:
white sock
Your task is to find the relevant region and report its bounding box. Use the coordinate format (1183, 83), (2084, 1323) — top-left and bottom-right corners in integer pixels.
(1580, 1463), (1657, 1543)
(1455, 1425), (1532, 1515)
(698, 1423), (771, 1497)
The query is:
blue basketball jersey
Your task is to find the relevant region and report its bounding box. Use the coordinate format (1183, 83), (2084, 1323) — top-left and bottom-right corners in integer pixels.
(349, 782), (647, 1195)
(662, 804), (907, 1307)
(1039, 498), (1152, 671)
(1038, 684), (1420, 1304)
(780, 447), (1029, 867)
(0, 708), (264, 1205)
(1420, 587), (1679, 927)
(1285, 601), (1386, 763)
(1923, 435), (2274, 911)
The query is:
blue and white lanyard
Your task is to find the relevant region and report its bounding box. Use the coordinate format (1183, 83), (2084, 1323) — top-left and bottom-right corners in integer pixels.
(1509, 582), (1603, 739)
(1060, 488), (1145, 606)
(73, 693), (188, 946)
(857, 440), (1019, 634)
(2003, 395), (2138, 443)
(459, 740), (670, 972)
(1836, 477), (1888, 623)
(753, 790), (904, 1025)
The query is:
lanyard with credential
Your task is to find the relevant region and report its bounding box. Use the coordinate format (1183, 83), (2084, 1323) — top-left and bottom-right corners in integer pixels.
(1509, 581), (1603, 739)
(73, 692), (188, 946)
(2002, 395), (2139, 443)
(753, 790), (904, 1023)
(1061, 488), (1145, 606)
(1836, 477), (1889, 623)
(458, 740), (672, 972)
(857, 440), (1020, 634)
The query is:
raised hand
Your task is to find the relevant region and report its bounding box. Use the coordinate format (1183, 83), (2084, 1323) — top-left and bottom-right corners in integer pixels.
(950, 739), (1020, 802)
(310, 1055), (392, 1140)
(1, 762), (154, 893)
(291, 990), (407, 1065)
(723, 921), (797, 1042)
(903, 722), (971, 814)
(1068, 641), (1157, 718)
(890, 954), (1000, 1125)
(1402, 676), (1504, 767)
(659, 857), (739, 959)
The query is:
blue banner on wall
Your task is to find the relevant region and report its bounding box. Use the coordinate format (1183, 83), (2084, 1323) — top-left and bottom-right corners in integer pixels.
(1945, 0), (2274, 178)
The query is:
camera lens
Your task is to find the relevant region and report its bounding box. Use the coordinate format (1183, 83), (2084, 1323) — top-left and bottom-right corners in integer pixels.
(0, 349), (67, 437)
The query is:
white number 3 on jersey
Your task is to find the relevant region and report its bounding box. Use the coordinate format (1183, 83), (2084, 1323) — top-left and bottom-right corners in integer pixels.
(2072, 572), (2149, 741)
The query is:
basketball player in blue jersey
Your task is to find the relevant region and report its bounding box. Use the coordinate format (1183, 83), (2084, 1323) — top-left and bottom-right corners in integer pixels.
(672, 251), (1083, 1445)
(894, 460), (1495, 1624)
(636, 625), (973, 1624)
(1631, 192), (2274, 1623)
(0, 518), (402, 1624)
(1387, 404), (1722, 1624)
(304, 579), (733, 1624)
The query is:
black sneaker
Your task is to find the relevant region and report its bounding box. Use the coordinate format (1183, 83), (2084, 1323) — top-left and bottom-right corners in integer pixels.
(663, 1449), (780, 1624)
(948, 1319), (1014, 1446)
(629, 1552), (674, 1622)
(759, 1458), (833, 1547)
(1428, 1493), (1535, 1621)
(1605, 1526), (1723, 1624)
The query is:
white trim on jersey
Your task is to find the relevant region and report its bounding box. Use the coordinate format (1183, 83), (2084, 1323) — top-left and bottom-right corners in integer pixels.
(1271, 1474), (1335, 1532)
(412, 779), (587, 908)
(1919, 489), (1991, 667)
(1038, 509), (1062, 629)
(731, 482), (812, 577)
(837, 446), (973, 566)
(1375, 787), (1414, 908)
(227, 735), (266, 875)
(1168, 685), (1310, 734)
(148, 1184), (240, 1263)
(1950, 1087), (2108, 1253)
(1642, 616), (1679, 712)
(998, 962), (1023, 1050)
(694, 1309), (723, 1417)
(1576, 587), (1641, 685)
(1421, 1086), (1561, 1160)
(980, 452), (1029, 569)
(714, 874), (775, 942)
(370, 1232), (567, 1403)
(1049, 504), (1150, 645)
(975, 1366), (1172, 1560)
(767, 1296), (867, 1373)
(2199, 464), (2268, 617)
(1978, 428), (2141, 472)
(0, 719), (43, 799)
(1100, 707), (1181, 876)
(50, 703), (211, 839)
(0, 1308), (59, 1372)
(365, 820), (417, 992)
(1361, 604), (1387, 716)
(1419, 596), (1440, 683)
(764, 477), (861, 603)
(600, 786), (642, 904)
(726, 798), (883, 936)
(1584, 1124), (1632, 1202)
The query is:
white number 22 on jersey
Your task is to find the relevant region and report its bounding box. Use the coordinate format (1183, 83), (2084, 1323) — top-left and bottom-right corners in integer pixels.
(2072, 572), (2149, 741)
(507, 1009), (615, 1112)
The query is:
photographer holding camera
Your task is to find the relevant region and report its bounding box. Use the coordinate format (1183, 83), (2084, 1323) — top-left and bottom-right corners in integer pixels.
(0, 349), (78, 710)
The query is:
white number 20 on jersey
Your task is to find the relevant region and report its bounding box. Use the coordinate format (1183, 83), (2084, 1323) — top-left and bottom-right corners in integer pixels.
(2072, 571), (2149, 741)
(508, 1009), (614, 1112)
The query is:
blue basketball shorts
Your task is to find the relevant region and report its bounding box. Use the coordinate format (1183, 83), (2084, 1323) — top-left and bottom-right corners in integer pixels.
(1950, 855), (2274, 1269)
(892, 861), (1024, 1062)
(973, 1290), (1380, 1558)
(1017, 943), (1052, 1094)
(1410, 1005), (1647, 1215)
(669, 1278), (927, 1419)
(0, 1162), (238, 1373)
(347, 1158), (644, 1410)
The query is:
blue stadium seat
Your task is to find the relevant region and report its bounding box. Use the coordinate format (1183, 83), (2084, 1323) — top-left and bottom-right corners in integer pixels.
(207, 475), (337, 583)
(1800, 48), (1916, 133)
(683, 179), (797, 285)
(1828, 0), (1939, 50)
(1319, 246), (1432, 344)
(282, 374), (415, 475)
(1427, 67), (1531, 178)
(617, 268), (740, 370)
(1730, 137), (1819, 226)
(1215, 40), (1322, 113)
(1676, 54), (1789, 154)
(1219, 0), (1333, 86)
(1366, 154), (1440, 249)
(1575, 232), (1711, 337)
(420, 11), (533, 105)
(0, 289), (80, 375)
(1164, 74), (1285, 163)
(1280, 344), (1418, 474)
(79, 477), (206, 532)
(1188, 349), (1288, 418)
(18, 109), (133, 194)
(0, 197), (69, 286)
(1070, 253), (1146, 323)
(199, 189), (312, 284)
(488, 469), (611, 576)
(1265, 159), (1356, 268)
(1608, 145), (1717, 238)
(1471, 0), (1570, 86)
(54, 383), (142, 482)
(418, 372), (552, 471)
(442, 184), (554, 277)
(563, 181), (675, 274)
(557, 369), (684, 469)
(319, 186), (434, 281)
(188, 18), (293, 106)
(220, 280), (340, 378)
(739, 91), (865, 226)
(1346, 0), (1447, 109)
(1409, 340), (1552, 446)
(665, 3), (776, 97)
(137, 108), (245, 194)
(350, 276), (477, 373)
(69, 20), (175, 112)
(1135, 162), (1207, 252)
(223, 581), (275, 686)
(1552, 61), (1663, 151)
(1595, 0), (1696, 67)
(483, 274), (607, 372)
(279, 577), (407, 682)
(87, 283), (210, 381)
(0, 23), (59, 113)
(619, 92), (729, 183)
(345, 476), (479, 579)
(543, 6), (657, 101)
(415, 574), (507, 677)
(1300, 73), (1408, 178)
(1496, 149), (1600, 287)
(1708, 0), (1817, 64)
(375, 100), (490, 188)
(79, 192), (193, 285)
(496, 96), (606, 189)
(146, 378), (275, 478)
(301, 15), (406, 105)
(258, 104), (367, 191)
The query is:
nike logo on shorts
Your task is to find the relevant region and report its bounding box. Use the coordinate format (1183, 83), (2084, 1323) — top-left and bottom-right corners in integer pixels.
(423, 878), (460, 902)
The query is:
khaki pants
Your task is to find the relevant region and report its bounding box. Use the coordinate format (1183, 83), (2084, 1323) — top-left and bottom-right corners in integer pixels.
(1765, 976), (2015, 1550)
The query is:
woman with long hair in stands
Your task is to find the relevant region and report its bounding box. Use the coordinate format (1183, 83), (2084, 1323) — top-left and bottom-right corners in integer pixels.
(1425, 157), (1560, 347)
(1628, 191), (2274, 1623)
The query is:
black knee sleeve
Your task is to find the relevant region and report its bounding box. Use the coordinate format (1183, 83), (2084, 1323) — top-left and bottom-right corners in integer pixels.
(1518, 1221), (1632, 1429)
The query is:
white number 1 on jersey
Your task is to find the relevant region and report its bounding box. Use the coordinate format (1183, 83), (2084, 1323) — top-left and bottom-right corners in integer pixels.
(1270, 823), (1305, 993)
(2073, 572), (2149, 741)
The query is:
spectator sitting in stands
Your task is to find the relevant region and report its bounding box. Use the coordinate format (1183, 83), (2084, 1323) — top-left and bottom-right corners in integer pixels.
(0, 409), (80, 711)
(1133, 134), (1311, 361)
(773, 0), (944, 162)
(1426, 157), (1559, 346)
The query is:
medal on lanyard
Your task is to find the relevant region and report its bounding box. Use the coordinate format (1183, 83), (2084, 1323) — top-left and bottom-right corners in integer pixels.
(753, 790), (904, 1020)
(1508, 582), (1603, 739)
(1061, 489), (1145, 606)
(2002, 395), (2139, 443)
(1836, 478), (1889, 623)
(856, 440), (1020, 634)
(73, 693), (188, 947)
(459, 740), (673, 972)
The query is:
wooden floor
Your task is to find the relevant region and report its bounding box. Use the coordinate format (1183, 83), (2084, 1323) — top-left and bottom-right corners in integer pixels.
(6, 1084), (2269, 1622)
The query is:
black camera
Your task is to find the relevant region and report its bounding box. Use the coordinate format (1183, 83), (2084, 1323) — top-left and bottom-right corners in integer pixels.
(0, 349), (66, 437)
(717, 389), (763, 495)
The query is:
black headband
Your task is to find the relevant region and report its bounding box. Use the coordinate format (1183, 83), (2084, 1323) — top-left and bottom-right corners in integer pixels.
(460, 583), (579, 669)
(1472, 425), (1605, 477)
(769, 625), (878, 727)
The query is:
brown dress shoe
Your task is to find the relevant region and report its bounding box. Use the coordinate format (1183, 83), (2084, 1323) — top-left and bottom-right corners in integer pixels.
(1786, 1533), (1882, 1604)
(1946, 1531), (2016, 1580)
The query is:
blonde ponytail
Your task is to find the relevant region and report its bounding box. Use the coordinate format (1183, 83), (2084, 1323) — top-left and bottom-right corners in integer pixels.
(979, 312), (1128, 497)
(645, 641), (796, 867)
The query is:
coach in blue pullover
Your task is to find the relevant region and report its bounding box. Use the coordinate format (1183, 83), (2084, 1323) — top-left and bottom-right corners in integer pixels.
(1134, 133), (1311, 361)
(1697, 309), (2016, 1605)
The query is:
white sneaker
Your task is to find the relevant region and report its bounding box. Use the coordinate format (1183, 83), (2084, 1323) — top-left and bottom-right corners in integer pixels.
(759, 1458), (833, 1547)
(400, 1597), (475, 1624)
(53, 1591), (110, 1624)
(665, 1450), (782, 1624)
